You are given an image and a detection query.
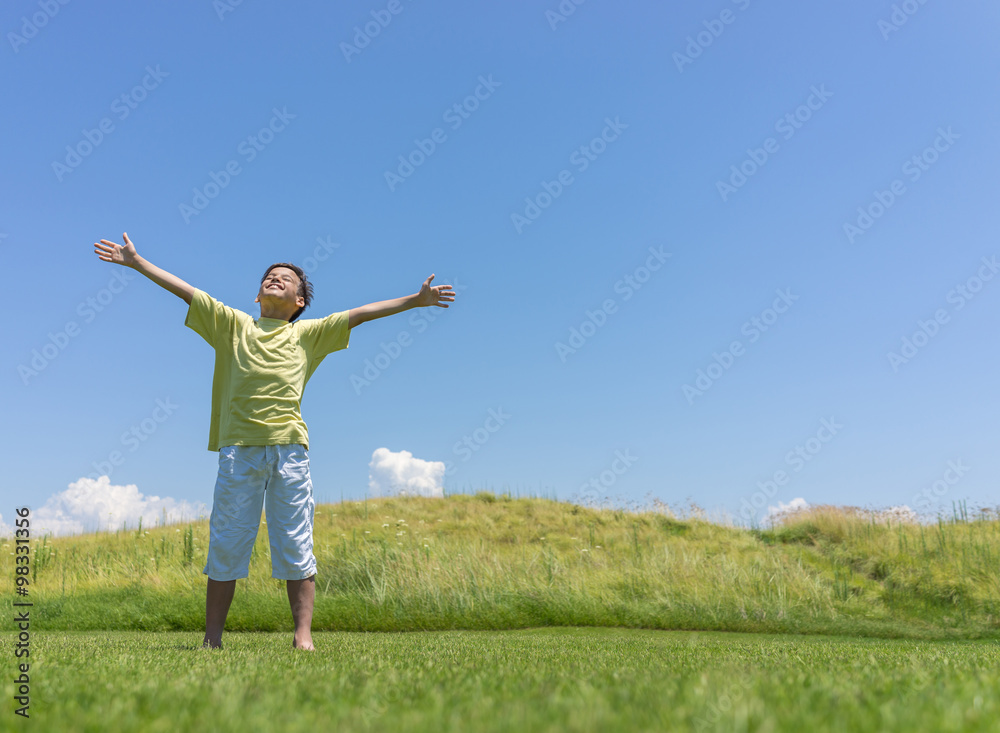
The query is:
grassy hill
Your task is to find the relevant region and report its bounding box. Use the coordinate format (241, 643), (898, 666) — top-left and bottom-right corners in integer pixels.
(7, 494), (1000, 638)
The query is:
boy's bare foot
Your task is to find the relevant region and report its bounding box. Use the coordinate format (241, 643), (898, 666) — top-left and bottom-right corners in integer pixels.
(202, 637), (223, 650)
(293, 634), (315, 651)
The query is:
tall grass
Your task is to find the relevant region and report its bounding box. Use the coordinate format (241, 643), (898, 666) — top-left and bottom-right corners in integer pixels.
(4, 494), (999, 638)
(758, 504), (1000, 628)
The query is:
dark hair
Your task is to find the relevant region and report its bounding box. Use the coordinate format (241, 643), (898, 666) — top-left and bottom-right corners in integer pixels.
(260, 262), (313, 321)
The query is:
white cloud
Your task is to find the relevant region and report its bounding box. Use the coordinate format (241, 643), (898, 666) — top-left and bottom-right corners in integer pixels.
(368, 447), (445, 498)
(32, 476), (207, 536)
(0, 513), (10, 538)
(766, 497), (809, 521)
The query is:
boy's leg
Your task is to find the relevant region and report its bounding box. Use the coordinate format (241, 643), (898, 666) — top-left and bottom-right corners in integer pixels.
(202, 445), (268, 649)
(286, 576), (315, 650)
(263, 444), (317, 649)
(204, 579), (236, 649)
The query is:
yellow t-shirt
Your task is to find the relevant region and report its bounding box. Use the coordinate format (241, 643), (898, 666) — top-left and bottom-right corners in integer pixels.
(184, 288), (350, 451)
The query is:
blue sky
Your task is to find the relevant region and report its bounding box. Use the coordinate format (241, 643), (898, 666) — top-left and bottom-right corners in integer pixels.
(3, 0), (1000, 533)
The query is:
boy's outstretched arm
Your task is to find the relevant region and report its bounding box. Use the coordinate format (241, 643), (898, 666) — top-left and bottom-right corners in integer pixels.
(348, 274), (455, 329)
(94, 232), (196, 305)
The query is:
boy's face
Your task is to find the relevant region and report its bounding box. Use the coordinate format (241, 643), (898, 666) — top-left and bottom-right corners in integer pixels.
(255, 266), (305, 311)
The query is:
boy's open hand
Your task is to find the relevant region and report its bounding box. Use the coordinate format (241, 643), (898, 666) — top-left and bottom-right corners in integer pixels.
(95, 232), (138, 267)
(347, 274), (457, 328)
(415, 274), (456, 308)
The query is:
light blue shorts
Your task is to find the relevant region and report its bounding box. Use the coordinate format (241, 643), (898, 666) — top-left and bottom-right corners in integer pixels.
(204, 444), (316, 581)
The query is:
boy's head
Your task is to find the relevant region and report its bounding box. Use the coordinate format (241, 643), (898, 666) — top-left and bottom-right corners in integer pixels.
(257, 262), (313, 321)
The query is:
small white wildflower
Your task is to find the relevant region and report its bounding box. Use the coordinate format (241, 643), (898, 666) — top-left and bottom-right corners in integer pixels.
(364, 530), (371, 534)
(581, 549), (589, 552)
(382, 523), (389, 528)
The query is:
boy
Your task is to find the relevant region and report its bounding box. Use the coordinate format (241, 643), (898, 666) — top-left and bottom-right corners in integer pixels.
(94, 232), (456, 650)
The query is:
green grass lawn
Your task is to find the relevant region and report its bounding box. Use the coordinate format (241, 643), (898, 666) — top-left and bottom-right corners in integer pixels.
(5, 628), (999, 732)
(5, 498), (999, 730)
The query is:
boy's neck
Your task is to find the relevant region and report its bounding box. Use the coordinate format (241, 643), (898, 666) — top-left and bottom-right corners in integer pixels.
(258, 305), (293, 322)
